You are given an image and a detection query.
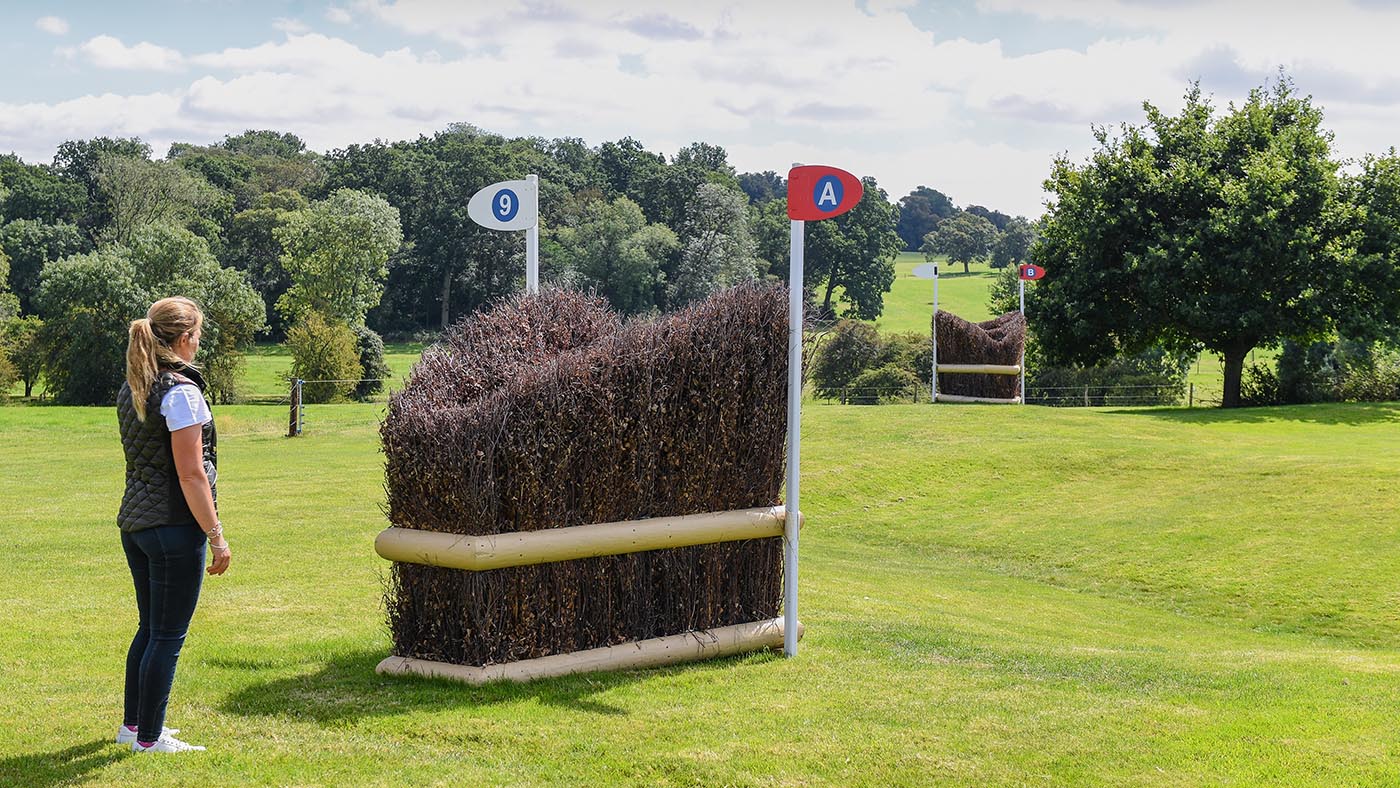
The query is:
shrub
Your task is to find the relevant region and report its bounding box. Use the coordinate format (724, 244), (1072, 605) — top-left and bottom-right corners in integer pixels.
(812, 319), (881, 398)
(286, 313), (361, 403)
(846, 363), (920, 404)
(876, 332), (932, 382)
(1028, 346), (1190, 406)
(352, 324), (391, 401)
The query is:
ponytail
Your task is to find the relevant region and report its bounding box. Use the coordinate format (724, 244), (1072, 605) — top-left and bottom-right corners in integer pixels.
(127, 319), (160, 421)
(125, 296), (204, 421)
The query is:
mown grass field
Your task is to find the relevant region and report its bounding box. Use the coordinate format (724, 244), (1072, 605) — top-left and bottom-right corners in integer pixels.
(3, 400), (1399, 786)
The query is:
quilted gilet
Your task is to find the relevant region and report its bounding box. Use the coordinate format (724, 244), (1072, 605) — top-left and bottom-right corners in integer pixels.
(116, 365), (218, 532)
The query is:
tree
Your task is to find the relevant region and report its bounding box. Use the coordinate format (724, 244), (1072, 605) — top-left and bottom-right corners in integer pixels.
(35, 224), (265, 404)
(1, 316), (44, 397)
(806, 177), (902, 320)
(738, 171), (786, 204)
(965, 204), (1011, 231)
(0, 219), (89, 316)
(224, 190), (308, 336)
(922, 211), (998, 274)
(51, 137), (152, 236)
(669, 183), (757, 307)
(274, 188), (403, 325)
(0, 155), (87, 225)
(96, 155), (230, 247)
(36, 249), (148, 404)
(1032, 78), (1377, 407)
(0, 246), (15, 320)
(125, 224), (267, 401)
(895, 186), (955, 251)
(990, 216), (1037, 269)
(1341, 151), (1400, 345)
(550, 196), (676, 315)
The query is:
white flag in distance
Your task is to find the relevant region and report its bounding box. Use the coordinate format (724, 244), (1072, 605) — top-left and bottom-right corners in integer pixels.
(467, 179), (538, 231)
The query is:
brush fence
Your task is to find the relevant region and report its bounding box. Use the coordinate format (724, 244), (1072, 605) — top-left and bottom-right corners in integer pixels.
(932, 310), (1027, 404)
(376, 285), (800, 684)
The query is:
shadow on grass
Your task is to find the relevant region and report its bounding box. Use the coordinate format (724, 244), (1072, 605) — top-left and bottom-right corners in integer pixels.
(219, 647), (776, 725)
(1109, 401), (1400, 427)
(0, 739), (125, 788)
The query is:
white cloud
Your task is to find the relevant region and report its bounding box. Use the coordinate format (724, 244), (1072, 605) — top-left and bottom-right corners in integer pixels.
(10, 3), (1400, 216)
(77, 35), (184, 71)
(35, 16), (69, 35)
(325, 6), (353, 24)
(273, 17), (310, 34)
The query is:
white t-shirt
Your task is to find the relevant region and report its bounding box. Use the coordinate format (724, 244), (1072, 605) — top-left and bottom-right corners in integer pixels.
(160, 384), (212, 431)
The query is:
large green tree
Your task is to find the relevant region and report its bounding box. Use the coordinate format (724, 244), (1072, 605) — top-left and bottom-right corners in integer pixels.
(1342, 151), (1400, 344)
(0, 219), (89, 315)
(274, 188), (402, 325)
(1032, 79), (1380, 407)
(895, 186), (955, 251)
(550, 196), (676, 315)
(806, 177), (902, 320)
(669, 182), (757, 307)
(990, 216), (1037, 269)
(36, 224), (265, 404)
(922, 210), (998, 274)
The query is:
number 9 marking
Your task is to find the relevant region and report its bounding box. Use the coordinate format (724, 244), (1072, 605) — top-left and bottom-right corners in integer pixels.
(492, 188), (520, 222)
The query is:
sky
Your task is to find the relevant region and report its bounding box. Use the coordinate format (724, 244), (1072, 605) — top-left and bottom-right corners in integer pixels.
(4, 0), (1400, 218)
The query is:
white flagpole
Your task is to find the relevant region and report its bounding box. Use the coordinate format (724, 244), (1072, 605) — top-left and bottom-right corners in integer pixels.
(525, 174), (540, 294)
(784, 215), (804, 658)
(1019, 277), (1026, 404)
(931, 263), (939, 403)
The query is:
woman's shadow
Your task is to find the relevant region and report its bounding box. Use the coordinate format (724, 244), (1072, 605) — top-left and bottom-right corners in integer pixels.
(0, 739), (126, 788)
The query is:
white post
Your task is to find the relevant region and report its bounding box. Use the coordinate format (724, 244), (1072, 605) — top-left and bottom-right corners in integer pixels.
(525, 174), (540, 294)
(784, 217), (804, 658)
(1019, 277), (1026, 404)
(930, 263), (939, 403)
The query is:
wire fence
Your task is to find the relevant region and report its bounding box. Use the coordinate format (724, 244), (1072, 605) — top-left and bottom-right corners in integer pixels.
(812, 382), (1219, 408)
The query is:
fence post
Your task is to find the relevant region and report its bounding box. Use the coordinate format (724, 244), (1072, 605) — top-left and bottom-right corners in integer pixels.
(1083, 384), (1089, 407)
(1189, 382), (1194, 408)
(288, 378), (303, 437)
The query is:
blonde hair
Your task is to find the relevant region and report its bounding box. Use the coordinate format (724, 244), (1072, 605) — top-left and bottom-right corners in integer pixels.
(126, 296), (204, 421)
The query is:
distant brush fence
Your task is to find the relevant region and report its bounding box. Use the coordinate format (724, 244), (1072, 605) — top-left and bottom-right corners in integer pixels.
(374, 284), (801, 683)
(932, 311), (1026, 404)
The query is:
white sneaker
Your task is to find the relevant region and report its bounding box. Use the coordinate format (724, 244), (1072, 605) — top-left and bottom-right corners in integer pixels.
(131, 734), (205, 753)
(116, 725), (179, 744)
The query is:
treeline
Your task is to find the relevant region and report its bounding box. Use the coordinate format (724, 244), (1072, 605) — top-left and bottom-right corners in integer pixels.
(7, 126), (1019, 404)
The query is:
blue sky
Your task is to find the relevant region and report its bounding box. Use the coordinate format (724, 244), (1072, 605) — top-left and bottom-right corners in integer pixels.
(4, 1), (1399, 217)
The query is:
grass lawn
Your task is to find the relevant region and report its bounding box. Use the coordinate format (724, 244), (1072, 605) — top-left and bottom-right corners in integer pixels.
(2, 400), (1399, 785)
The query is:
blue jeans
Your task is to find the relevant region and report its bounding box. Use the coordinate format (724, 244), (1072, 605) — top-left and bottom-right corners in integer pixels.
(121, 524), (206, 743)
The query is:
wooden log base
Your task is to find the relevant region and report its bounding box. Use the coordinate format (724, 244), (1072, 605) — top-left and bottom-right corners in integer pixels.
(935, 393), (1023, 404)
(376, 617), (804, 685)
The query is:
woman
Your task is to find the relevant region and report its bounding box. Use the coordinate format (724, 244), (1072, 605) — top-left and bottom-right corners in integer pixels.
(115, 296), (232, 753)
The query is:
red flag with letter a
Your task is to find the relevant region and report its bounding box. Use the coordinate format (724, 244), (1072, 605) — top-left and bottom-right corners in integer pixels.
(788, 165), (863, 220)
